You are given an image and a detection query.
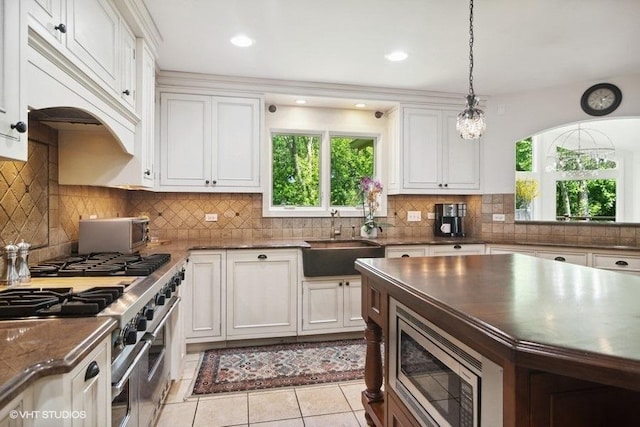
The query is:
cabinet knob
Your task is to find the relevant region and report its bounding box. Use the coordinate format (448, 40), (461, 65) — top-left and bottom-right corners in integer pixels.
(55, 23), (67, 33)
(257, 254), (267, 260)
(144, 169), (151, 176)
(438, 183), (443, 187)
(339, 282), (343, 287)
(554, 256), (566, 262)
(345, 281), (350, 286)
(205, 180), (210, 184)
(615, 260), (629, 266)
(443, 183), (448, 188)
(10, 121), (27, 133)
(122, 89), (131, 96)
(84, 361), (100, 381)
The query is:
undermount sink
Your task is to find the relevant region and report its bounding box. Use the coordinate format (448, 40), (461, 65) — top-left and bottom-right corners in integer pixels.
(302, 239), (385, 277)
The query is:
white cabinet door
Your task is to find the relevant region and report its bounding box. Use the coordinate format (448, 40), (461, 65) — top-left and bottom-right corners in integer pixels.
(27, 0), (65, 46)
(487, 245), (535, 256)
(119, 23), (136, 108)
(343, 278), (364, 328)
(70, 338), (110, 427)
(66, 0), (120, 91)
(0, 390), (32, 427)
(536, 250), (588, 266)
(137, 39), (155, 186)
(226, 249), (298, 338)
(159, 93), (261, 191)
(302, 279), (343, 331)
(0, 0), (27, 161)
(442, 111), (480, 190)
(160, 93), (212, 186)
(386, 245), (429, 258)
(393, 106), (480, 194)
(184, 251), (225, 342)
(213, 97), (260, 188)
(301, 276), (364, 333)
(402, 108), (441, 189)
(429, 244), (485, 256)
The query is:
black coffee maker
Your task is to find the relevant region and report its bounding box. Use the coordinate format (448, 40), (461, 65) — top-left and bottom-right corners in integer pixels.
(434, 203), (467, 237)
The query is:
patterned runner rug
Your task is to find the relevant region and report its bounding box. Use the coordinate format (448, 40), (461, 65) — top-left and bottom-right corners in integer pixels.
(191, 339), (366, 395)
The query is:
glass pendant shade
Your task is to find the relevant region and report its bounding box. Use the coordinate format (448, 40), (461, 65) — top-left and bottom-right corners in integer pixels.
(457, 95), (486, 140)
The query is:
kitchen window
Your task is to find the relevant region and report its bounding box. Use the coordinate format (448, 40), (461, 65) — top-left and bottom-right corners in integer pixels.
(266, 130), (384, 217)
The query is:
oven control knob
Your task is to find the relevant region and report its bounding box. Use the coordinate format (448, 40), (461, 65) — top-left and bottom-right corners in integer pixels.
(169, 279), (177, 292)
(144, 307), (154, 321)
(155, 294), (165, 306)
(124, 327), (138, 345)
(180, 268), (185, 281)
(175, 273), (183, 286)
(164, 287), (172, 298)
(136, 316), (147, 331)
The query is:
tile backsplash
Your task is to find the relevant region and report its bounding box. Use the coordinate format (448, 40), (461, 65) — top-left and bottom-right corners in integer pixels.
(1, 122), (639, 274)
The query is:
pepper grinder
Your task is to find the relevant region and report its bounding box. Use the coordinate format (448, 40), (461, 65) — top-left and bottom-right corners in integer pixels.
(1, 243), (20, 287)
(16, 240), (31, 283)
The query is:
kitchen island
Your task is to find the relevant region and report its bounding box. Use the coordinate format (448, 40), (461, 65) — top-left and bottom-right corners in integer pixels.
(356, 254), (640, 427)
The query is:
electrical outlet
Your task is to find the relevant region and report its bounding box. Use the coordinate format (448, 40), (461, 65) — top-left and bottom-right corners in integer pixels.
(89, 214), (97, 219)
(492, 213), (506, 222)
(427, 212), (436, 220)
(205, 213), (218, 222)
(407, 211), (421, 222)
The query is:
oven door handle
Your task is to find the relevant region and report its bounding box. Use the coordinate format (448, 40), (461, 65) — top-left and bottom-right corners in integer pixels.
(111, 339), (152, 397)
(144, 296), (181, 341)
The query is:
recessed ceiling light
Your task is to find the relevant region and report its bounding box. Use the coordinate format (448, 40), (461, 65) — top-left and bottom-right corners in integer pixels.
(295, 99), (307, 105)
(355, 103), (367, 108)
(385, 51), (408, 62)
(230, 34), (254, 47)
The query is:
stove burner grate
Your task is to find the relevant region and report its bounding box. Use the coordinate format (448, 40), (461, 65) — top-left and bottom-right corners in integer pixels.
(29, 253), (171, 278)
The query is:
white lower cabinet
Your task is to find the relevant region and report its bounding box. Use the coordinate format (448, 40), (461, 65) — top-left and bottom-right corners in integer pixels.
(226, 249), (298, 339)
(301, 276), (364, 334)
(0, 390), (32, 427)
(184, 251), (225, 343)
(31, 336), (111, 427)
(592, 253), (640, 276)
(385, 245), (428, 258)
(428, 243), (485, 256)
(487, 245), (536, 256)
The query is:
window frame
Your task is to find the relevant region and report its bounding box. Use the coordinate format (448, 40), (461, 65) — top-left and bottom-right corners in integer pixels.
(264, 128), (386, 218)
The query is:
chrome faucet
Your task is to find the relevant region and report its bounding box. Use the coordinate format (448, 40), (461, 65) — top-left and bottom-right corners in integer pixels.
(330, 209), (342, 238)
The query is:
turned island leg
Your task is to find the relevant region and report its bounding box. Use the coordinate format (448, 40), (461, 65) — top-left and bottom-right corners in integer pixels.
(363, 319), (383, 426)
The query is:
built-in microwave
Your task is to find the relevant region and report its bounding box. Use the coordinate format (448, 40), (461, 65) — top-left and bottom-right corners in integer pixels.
(78, 217), (149, 254)
(389, 299), (503, 427)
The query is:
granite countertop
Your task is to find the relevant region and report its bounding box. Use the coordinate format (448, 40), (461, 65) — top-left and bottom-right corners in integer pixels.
(0, 317), (117, 408)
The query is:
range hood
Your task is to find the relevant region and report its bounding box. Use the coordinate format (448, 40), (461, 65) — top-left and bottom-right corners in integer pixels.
(29, 107), (103, 130)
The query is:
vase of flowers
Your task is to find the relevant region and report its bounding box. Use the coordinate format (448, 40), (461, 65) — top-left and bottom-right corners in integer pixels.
(359, 176), (383, 238)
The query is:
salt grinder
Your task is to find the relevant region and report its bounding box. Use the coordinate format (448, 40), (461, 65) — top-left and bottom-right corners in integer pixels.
(16, 240), (31, 283)
(1, 243), (20, 287)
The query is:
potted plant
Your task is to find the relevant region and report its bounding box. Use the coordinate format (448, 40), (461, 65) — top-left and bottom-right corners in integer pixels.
(359, 176), (384, 237)
(515, 179), (539, 220)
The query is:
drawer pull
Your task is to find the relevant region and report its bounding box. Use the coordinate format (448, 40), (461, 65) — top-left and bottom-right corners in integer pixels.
(554, 256), (566, 262)
(257, 254), (267, 260)
(338, 282), (343, 287)
(401, 254), (410, 258)
(615, 260), (629, 266)
(453, 245), (462, 249)
(345, 281), (350, 286)
(85, 361), (100, 381)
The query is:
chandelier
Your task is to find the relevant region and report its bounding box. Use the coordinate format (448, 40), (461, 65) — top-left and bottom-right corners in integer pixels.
(456, 0), (486, 140)
(544, 126), (617, 177)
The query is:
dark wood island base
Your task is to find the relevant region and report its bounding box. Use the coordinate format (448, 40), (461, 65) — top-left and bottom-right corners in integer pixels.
(357, 254), (640, 427)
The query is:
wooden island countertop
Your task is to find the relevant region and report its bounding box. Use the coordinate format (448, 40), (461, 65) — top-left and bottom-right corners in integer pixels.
(355, 254), (640, 427)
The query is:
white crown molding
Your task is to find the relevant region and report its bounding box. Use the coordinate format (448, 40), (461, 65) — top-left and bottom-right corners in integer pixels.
(156, 70), (481, 108)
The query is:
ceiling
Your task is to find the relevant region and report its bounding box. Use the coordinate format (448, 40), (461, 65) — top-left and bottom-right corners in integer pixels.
(144, 0), (640, 107)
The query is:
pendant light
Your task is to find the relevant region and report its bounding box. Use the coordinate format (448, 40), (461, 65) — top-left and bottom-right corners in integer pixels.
(456, 0), (486, 140)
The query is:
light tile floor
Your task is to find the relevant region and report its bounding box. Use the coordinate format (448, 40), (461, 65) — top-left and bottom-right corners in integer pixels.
(156, 353), (369, 427)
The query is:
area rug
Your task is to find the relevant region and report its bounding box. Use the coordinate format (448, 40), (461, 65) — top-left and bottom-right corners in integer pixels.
(191, 339), (366, 395)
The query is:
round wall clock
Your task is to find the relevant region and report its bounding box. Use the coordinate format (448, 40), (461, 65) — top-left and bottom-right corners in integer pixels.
(580, 83), (622, 116)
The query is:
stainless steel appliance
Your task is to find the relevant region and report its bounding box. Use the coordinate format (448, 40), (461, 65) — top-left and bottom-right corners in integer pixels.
(434, 203), (467, 237)
(389, 299), (503, 427)
(79, 217), (150, 254)
(0, 251), (183, 427)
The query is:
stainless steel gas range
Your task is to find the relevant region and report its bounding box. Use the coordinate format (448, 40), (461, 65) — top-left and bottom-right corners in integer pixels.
(0, 251), (186, 427)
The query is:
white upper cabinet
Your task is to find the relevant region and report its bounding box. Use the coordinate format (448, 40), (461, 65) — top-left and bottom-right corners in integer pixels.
(27, 0), (139, 112)
(119, 22), (136, 108)
(0, 0), (27, 161)
(388, 106), (480, 194)
(137, 39), (155, 186)
(159, 92), (261, 192)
